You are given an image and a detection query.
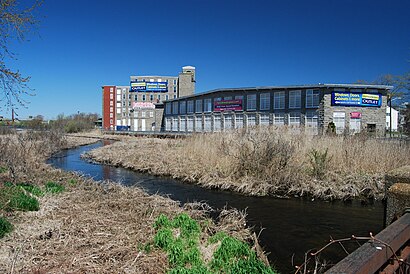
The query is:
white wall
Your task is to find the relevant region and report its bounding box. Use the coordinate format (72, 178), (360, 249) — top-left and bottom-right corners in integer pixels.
(386, 106), (399, 131)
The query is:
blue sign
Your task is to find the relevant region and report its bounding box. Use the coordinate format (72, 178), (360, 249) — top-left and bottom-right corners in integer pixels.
(130, 81), (168, 92)
(331, 92), (382, 107)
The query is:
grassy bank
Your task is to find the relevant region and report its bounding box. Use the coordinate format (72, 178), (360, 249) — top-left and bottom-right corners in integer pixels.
(84, 128), (410, 200)
(0, 130), (272, 273)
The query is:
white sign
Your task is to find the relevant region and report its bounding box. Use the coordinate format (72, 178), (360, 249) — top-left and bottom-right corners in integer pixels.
(132, 102), (155, 109)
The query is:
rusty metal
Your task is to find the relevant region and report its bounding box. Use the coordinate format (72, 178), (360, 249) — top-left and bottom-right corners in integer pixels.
(380, 245), (410, 273)
(326, 213), (410, 274)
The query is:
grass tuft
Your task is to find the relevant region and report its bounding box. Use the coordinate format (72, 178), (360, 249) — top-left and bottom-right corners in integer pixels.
(45, 181), (65, 194)
(0, 217), (13, 238)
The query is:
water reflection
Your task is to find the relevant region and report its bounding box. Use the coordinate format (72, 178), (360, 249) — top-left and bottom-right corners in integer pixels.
(48, 141), (384, 273)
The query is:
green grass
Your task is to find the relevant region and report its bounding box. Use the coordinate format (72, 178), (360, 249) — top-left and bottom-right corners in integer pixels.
(153, 213), (277, 274)
(0, 186), (39, 212)
(45, 182), (65, 194)
(16, 183), (44, 197)
(0, 166), (7, 173)
(0, 217), (13, 238)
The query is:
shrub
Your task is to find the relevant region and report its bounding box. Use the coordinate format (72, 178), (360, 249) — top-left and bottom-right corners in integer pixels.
(308, 148), (331, 179)
(0, 217), (13, 238)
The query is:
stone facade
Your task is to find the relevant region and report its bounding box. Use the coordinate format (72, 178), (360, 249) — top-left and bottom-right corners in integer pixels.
(178, 66), (196, 98)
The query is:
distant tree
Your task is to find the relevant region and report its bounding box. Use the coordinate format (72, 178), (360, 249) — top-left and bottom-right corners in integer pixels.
(404, 104), (410, 135)
(0, 0), (42, 111)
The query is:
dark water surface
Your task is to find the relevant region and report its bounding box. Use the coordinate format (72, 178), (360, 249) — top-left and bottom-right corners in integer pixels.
(48, 141), (384, 273)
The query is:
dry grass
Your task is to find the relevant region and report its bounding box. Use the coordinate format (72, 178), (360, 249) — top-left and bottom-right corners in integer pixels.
(0, 130), (264, 273)
(84, 127), (410, 200)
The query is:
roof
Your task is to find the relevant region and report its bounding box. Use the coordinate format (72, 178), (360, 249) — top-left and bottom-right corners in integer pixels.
(164, 83), (393, 102)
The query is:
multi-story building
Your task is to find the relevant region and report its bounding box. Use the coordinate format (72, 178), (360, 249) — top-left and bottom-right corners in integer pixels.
(101, 66), (195, 131)
(163, 84), (391, 135)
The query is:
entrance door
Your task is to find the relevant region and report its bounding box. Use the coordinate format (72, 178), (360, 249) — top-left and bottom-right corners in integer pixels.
(141, 119), (146, 131)
(350, 118), (361, 133)
(333, 112), (345, 134)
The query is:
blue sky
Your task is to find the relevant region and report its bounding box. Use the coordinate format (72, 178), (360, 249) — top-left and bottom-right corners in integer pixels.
(5, 0), (410, 119)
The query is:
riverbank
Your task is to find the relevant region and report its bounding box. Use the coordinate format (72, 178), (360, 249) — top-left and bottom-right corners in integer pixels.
(84, 128), (410, 200)
(1, 131), (273, 273)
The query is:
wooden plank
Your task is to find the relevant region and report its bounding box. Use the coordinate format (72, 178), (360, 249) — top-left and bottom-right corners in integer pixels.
(326, 213), (410, 274)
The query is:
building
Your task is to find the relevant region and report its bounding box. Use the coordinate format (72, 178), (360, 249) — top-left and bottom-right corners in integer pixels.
(163, 84), (391, 135)
(386, 106), (399, 132)
(101, 66), (195, 131)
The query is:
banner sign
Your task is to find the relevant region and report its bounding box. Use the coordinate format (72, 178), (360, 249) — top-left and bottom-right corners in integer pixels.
(132, 102), (155, 109)
(350, 112), (362, 119)
(130, 81), (167, 92)
(214, 99), (243, 112)
(331, 92), (382, 107)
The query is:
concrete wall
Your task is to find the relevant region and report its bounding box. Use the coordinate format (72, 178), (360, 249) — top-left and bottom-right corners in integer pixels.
(385, 165), (410, 226)
(178, 68), (195, 98)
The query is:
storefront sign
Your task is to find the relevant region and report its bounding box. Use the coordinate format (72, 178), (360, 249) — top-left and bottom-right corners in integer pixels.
(331, 92), (382, 107)
(132, 102), (155, 109)
(130, 81), (168, 92)
(214, 99), (243, 112)
(350, 112), (362, 119)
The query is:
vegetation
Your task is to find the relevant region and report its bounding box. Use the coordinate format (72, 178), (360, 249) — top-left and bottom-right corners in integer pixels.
(49, 113), (99, 133)
(44, 181), (65, 194)
(0, 217), (13, 239)
(0, 183), (40, 212)
(85, 128), (410, 200)
(153, 213), (275, 274)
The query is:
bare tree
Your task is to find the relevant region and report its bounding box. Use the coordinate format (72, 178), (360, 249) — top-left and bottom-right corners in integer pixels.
(0, 0), (42, 111)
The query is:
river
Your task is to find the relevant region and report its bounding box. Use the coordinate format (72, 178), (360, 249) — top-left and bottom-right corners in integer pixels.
(48, 141), (384, 273)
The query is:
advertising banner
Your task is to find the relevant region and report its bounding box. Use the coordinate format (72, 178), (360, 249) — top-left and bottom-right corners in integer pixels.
(331, 92), (381, 107)
(214, 99), (243, 112)
(132, 102), (155, 109)
(350, 112), (362, 119)
(130, 81), (168, 92)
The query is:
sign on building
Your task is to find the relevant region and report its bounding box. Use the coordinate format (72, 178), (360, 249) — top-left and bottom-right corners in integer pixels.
(331, 92), (382, 107)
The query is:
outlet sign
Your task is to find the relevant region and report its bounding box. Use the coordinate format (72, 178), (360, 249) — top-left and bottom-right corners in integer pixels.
(331, 92), (382, 107)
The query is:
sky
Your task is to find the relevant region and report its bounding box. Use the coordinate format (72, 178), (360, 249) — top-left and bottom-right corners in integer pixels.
(4, 0), (410, 119)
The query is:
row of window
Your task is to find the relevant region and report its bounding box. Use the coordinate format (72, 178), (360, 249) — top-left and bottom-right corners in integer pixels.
(165, 90), (320, 115)
(132, 78), (178, 85)
(164, 112), (319, 132)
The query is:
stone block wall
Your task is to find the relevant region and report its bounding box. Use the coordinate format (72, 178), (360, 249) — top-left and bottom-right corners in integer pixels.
(385, 165), (410, 225)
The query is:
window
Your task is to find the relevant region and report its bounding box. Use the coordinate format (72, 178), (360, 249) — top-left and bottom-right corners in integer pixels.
(116, 88), (121, 95)
(149, 111), (154, 118)
(165, 118), (171, 131)
(172, 101), (179, 115)
(235, 114), (244, 128)
(180, 101), (186, 114)
(141, 111), (146, 118)
(195, 100), (202, 113)
(172, 117), (178, 131)
(235, 95), (243, 101)
(195, 116), (202, 132)
(247, 94), (257, 111)
(117, 94), (121, 102)
(224, 96), (232, 100)
(247, 114), (256, 127)
(289, 112), (301, 126)
(260, 93), (270, 110)
(166, 95), (169, 101)
(173, 79), (177, 85)
(305, 111), (318, 128)
(134, 95), (138, 101)
(174, 86), (177, 93)
(174, 94), (177, 99)
(333, 112), (345, 134)
(214, 115), (221, 132)
(117, 102), (121, 108)
(260, 114), (270, 126)
(204, 98), (212, 112)
(187, 117), (194, 132)
(157, 94), (161, 101)
(165, 103), (171, 115)
(306, 89), (320, 108)
(180, 117), (186, 132)
(150, 94), (154, 101)
(110, 101), (113, 106)
(110, 107), (113, 112)
(109, 113), (113, 118)
(142, 94), (146, 101)
(204, 116), (212, 132)
(224, 115), (232, 130)
(289, 90), (301, 109)
(274, 91), (285, 109)
(110, 93), (114, 99)
(273, 113), (285, 126)
(214, 97), (222, 102)
(187, 101), (194, 113)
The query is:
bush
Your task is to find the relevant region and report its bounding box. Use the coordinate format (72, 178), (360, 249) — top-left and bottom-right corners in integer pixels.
(0, 217), (13, 238)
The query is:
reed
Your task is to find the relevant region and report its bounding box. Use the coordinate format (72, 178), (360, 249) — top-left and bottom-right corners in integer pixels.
(85, 127), (410, 200)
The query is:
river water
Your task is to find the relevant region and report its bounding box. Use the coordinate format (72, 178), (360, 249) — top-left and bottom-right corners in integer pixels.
(48, 141), (384, 273)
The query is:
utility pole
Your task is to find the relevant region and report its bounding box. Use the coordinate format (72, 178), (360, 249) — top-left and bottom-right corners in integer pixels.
(389, 95), (392, 138)
(11, 108), (14, 126)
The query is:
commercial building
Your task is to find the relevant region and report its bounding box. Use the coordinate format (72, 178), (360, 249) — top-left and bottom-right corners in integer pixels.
(101, 66), (195, 131)
(386, 106), (399, 132)
(163, 84), (391, 135)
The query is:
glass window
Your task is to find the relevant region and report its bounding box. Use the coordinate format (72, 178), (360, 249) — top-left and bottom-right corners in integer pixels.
(150, 94), (154, 101)
(274, 91), (285, 109)
(142, 94), (146, 101)
(247, 94), (257, 111)
(187, 116), (194, 132)
(195, 116), (202, 132)
(273, 113), (285, 126)
(141, 111), (146, 118)
(306, 89), (320, 108)
(187, 100), (194, 113)
(165, 103), (171, 115)
(260, 93), (270, 110)
(204, 98), (212, 112)
(224, 115), (232, 130)
(213, 115), (221, 132)
(305, 111), (318, 128)
(195, 100), (202, 113)
(224, 96), (232, 100)
(260, 114), (270, 126)
(172, 117), (178, 131)
(235, 95), (243, 100)
(235, 114), (244, 128)
(172, 101), (178, 115)
(134, 95), (138, 101)
(157, 94), (161, 101)
(180, 101), (186, 114)
(289, 90), (301, 109)
(204, 115), (212, 132)
(166, 95), (169, 101)
(289, 112), (301, 126)
(179, 117), (186, 132)
(247, 114), (256, 126)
